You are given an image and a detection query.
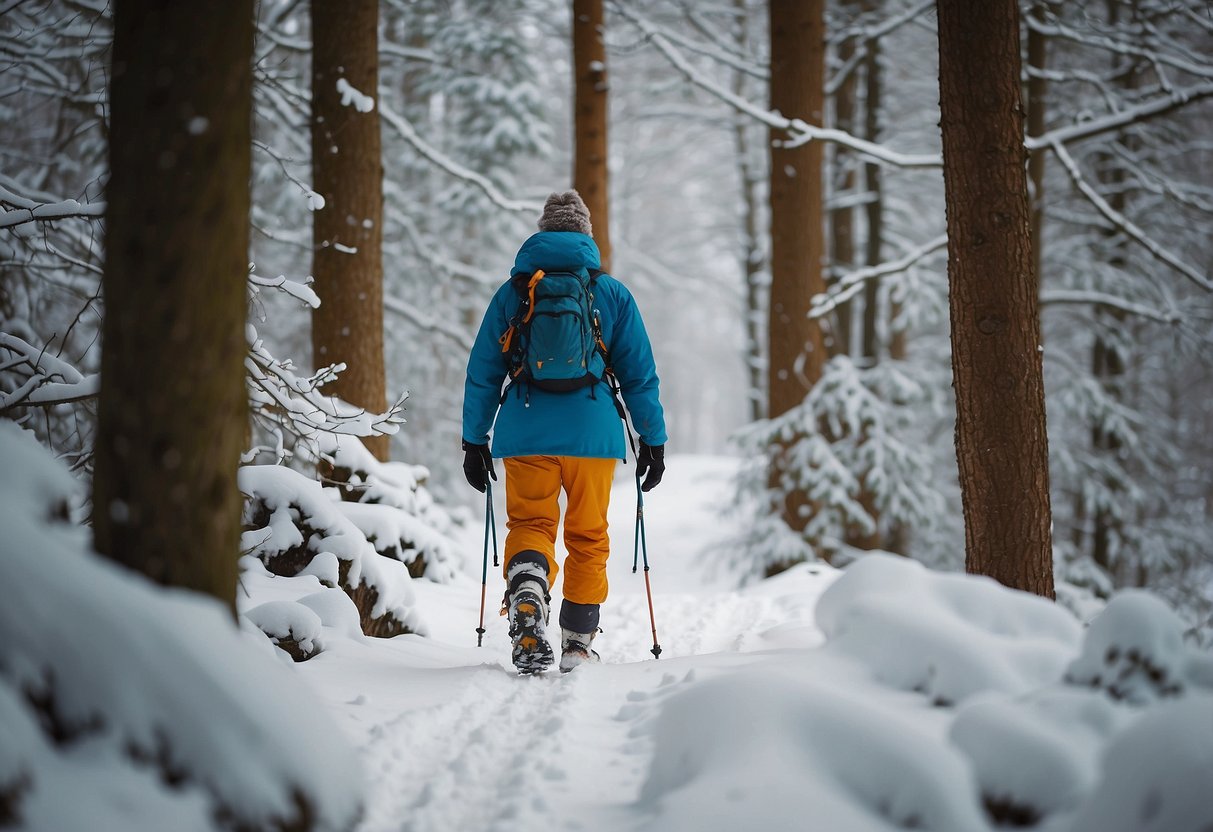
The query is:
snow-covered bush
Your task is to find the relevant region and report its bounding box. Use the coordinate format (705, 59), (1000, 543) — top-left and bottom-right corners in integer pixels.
(310, 432), (460, 583)
(1063, 590), (1213, 704)
(239, 465), (425, 640)
(0, 422), (363, 831)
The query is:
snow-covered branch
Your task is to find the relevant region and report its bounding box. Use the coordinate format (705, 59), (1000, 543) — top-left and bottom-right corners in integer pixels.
(810, 234), (949, 319)
(609, 2), (942, 170)
(378, 102), (543, 214)
(252, 140), (326, 212)
(1026, 82), (1213, 152)
(0, 183), (106, 229)
(0, 333), (98, 411)
(1050, 140), (1212, 293)
(1027, 17), (1213, 82)
(1039, 289), (1183, 326)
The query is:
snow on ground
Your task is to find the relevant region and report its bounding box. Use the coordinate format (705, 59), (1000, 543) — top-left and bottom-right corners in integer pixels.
(6, 430), (1211, 832)
(278, 454), (1213, 832)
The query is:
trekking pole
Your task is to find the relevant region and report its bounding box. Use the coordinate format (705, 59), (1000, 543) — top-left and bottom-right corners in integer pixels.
(634, 472), (662, 659)
(476, 476), (499, 647)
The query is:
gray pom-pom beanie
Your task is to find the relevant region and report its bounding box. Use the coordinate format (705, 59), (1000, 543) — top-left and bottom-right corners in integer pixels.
(537, 190), (593, 236)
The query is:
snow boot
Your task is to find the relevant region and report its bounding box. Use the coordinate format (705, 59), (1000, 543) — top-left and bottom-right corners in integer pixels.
(504, 553), (553, 674)
(559, 628), (600, 673)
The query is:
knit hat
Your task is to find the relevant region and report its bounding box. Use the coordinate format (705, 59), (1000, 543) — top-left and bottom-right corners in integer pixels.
(537, 190), (593, 236)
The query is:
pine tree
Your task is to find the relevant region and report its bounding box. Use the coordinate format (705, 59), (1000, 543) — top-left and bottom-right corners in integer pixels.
(93, 0), (254, 605)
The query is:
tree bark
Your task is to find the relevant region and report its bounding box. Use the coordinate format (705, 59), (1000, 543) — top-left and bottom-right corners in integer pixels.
(94, 0), (253, 606)
(936, 0), (1055, 597)
(1026, 2), (1049, 288)
(830, 32), (857, 359)
(311, 0), (389, 461)
(572, 0), (611, 272)
(767, 0), (827, 421)
(767, 0), (827, 540)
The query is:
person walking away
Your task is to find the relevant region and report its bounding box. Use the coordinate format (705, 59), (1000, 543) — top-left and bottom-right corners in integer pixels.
(462, 191), (667, 674)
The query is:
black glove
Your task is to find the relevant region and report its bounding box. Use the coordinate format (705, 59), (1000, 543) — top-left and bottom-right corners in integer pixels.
(462, 440), (496, 492)
(636, 442), (665, 492)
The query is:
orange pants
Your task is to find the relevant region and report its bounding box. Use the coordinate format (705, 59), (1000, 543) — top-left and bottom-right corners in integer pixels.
(503, 455), (617, 605)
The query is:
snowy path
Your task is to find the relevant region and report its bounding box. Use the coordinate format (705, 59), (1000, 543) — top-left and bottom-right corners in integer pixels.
(296, 457), (832, 832)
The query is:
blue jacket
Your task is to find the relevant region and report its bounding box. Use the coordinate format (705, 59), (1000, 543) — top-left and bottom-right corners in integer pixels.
(463, 231), (667, 459)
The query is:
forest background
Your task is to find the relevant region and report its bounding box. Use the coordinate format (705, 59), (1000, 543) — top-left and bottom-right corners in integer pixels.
(2, 0), (1212, 636)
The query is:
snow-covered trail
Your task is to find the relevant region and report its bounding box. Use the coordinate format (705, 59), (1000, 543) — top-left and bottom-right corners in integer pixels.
(296, 457), (833, 832)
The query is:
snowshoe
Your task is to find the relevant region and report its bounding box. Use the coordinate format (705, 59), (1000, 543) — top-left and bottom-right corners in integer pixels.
(558, 628), (600, 673)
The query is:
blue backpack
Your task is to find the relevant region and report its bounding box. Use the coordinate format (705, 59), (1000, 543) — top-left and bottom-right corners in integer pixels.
(498, 267), (608, 393)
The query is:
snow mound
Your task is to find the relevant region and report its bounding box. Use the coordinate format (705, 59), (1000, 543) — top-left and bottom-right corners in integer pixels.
(1070, 694), (1213, 832)
(816, 554), (1082, 705)
(950, 689), (1127, 825)
(1064, 589), (1213, 703)
(240, 464), (424, 637)
(0, 422), (363, 831)
(638, 663), (988, 832)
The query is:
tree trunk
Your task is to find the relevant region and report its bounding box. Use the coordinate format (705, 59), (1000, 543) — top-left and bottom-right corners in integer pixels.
(572, 0), (611, 272)
(768, 0), (827, 540)
(936, 0), (1054, 597)
(863, 34), (887, 363)
(1026, 2), (1049, 288)
(830, 32), (857, 359)
(733, 0), (765, 422)
(94, 0), (253, 607)
(1090, 0), (1137, 581)
(311, 0), (389, 461)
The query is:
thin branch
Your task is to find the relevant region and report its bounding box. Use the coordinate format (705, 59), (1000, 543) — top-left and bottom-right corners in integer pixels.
(1051, 139), (1212, 293)
(811, 234), (949, 318)
(1027, 81), (1213, 151)
(610, 1), (941, 170)
(1040, 289), (1182, 325)
(378, 101), (543, 214)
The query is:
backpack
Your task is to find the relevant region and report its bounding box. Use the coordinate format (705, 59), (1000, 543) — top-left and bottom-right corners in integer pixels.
(498, 267), (608, 393)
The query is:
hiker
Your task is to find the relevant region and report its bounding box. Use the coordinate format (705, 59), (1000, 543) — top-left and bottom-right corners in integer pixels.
(462, 190), (667, 674)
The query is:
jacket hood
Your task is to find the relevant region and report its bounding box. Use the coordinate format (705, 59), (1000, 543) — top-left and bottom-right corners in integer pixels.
(511, 231), (601, 277)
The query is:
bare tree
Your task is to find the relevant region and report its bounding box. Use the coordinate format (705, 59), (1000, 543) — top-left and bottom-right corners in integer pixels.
(93, 0), (254, 605)
(573, 0), (612, 271)
(310, 0), (389, 461)
(936, 0), (1054, 596)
